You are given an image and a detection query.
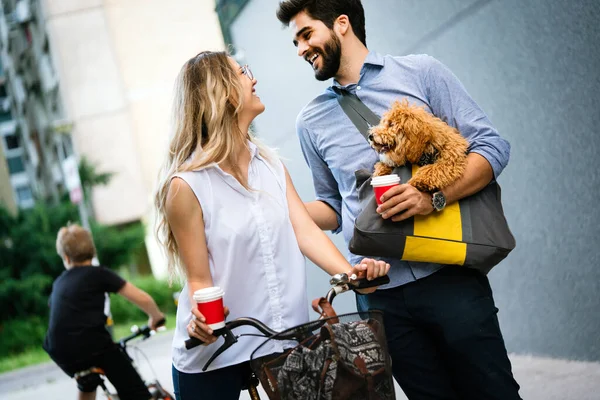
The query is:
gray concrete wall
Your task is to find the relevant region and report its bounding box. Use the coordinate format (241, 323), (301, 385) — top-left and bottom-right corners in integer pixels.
(229, 0), (600, 361)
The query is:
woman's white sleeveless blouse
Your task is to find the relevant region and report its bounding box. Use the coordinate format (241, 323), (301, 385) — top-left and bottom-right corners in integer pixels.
(171, 142), (308, 373)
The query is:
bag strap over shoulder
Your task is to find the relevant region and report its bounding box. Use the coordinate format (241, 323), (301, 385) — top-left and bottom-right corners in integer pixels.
(332, 87), (381, 141)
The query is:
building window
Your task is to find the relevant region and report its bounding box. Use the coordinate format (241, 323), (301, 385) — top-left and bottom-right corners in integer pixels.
(4, 134), (19, 150)
(7, 155), (25, 174)
(16, 185), (33, 203)
(215, 0), (251, 45)
(0, 110), (11, 123)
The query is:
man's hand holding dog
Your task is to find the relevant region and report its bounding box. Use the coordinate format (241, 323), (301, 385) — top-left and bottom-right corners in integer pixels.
(377, 184), (434, 222)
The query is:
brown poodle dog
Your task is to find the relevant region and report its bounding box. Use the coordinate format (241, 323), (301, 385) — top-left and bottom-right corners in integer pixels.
(368, 99), (469, 192)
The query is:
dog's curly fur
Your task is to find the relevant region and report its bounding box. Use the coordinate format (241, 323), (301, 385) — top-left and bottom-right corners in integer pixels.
(369, 99), (469, 192)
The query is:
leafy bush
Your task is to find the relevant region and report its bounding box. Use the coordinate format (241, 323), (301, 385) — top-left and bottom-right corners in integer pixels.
(92, 221), (146, 271)
(0, 316), (48, 357)
(0, 202), (78, 322)
(0, 274), (53, 321)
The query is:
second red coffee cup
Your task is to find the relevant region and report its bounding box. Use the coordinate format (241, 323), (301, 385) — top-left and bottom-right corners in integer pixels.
(371, 174), (401, 205)
(193, 287), (225, 330)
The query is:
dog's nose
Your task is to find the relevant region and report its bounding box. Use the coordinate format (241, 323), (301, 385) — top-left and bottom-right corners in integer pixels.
(368, 134), (374, 141)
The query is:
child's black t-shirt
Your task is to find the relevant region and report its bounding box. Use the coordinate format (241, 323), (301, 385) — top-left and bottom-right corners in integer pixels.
(43, 266), (126, 364)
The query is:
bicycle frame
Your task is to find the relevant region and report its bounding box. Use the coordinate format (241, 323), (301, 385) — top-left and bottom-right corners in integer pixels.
(74, 322), (174, 400)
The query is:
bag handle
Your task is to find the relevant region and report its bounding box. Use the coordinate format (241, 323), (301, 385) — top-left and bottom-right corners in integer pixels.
(332, 87), (381, 141)
(311, 297), (339, 324)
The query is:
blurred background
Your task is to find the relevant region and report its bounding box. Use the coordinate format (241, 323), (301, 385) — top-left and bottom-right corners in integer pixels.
(0, 0), (599, 399)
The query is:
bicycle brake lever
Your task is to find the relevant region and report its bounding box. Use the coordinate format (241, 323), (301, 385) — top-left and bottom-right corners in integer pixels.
(329, 272), (356, 286)
(201, 326), (237, 372)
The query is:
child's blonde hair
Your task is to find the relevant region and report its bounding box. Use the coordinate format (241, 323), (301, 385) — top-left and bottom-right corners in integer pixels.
(56, 224), (96, 263)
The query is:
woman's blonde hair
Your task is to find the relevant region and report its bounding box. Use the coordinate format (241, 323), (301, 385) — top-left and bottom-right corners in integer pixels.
(155, 51), (273, 278)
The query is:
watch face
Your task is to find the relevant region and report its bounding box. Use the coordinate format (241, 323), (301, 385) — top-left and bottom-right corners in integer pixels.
(433, 192), (446, 210)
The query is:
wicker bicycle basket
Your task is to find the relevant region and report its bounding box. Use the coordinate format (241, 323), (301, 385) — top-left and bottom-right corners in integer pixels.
(249, 311), (395, 400)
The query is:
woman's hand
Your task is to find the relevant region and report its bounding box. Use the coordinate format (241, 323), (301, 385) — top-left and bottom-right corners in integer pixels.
(187, 306), (230, 345)
(349, 258), (390, 294)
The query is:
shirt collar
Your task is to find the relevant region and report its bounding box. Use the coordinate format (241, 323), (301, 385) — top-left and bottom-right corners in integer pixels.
(247, 139), (261, 160)
(363, 51), (385, 67)
(331, 51), (384, 89)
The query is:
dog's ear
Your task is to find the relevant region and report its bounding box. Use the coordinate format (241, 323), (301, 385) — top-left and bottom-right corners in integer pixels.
(398, 105), (432, 164)
(382, 101), (407, 130)
(379, 101), (401, 128)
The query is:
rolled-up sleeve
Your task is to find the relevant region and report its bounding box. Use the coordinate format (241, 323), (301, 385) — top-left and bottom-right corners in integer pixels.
(422, 55), (510, 178)
(297, 114), (343, 234)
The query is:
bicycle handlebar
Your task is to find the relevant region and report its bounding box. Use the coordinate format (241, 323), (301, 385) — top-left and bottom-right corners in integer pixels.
(350, 275), (390, 289)
(118, 317), (166, 346)
(184, 275), (389, 351)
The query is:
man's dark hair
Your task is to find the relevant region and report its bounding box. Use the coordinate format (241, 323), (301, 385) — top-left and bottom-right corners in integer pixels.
(276, 0), (367, 47)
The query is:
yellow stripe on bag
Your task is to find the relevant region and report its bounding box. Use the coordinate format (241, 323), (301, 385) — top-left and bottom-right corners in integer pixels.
(413, 203), (462, 241)
(403, 237), (467, 265)
(402, 165), (467, 265)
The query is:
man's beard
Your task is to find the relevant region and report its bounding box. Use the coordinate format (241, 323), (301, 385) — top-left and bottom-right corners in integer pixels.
(313, 32), (342, 81)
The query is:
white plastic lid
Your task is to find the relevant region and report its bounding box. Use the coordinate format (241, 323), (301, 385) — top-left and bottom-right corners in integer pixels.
(371, 174), (401, 187)
(193, 286), (225, 302)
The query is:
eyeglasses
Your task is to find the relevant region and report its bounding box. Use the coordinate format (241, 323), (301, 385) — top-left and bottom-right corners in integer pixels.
(240, 64), (254, 81)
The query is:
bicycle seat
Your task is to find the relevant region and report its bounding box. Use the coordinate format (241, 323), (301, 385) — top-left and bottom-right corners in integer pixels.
(74, 367), (106, 379)
(74, 367), (105, 392)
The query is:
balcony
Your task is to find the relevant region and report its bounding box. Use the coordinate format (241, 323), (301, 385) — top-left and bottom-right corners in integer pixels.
(0, 103), (12, 123)
(8, 75), (25, 114)
(0, 8), (9, 49)
(14, 0), (32, 24)
(0, 118), (17, 135)
(37, 53), (57, 92)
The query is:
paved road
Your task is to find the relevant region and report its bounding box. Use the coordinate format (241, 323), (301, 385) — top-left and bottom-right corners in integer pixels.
(2, 331), (599, 400)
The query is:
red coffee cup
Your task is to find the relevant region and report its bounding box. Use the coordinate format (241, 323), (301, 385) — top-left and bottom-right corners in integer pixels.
(193, 287), (225, 330)
(371, 174), (401, 205)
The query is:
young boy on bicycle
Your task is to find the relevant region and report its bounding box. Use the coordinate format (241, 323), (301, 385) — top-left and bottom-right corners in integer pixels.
(43, 224), (165, 400)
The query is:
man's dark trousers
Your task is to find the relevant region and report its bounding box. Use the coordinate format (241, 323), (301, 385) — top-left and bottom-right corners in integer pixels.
(357, 266), (522, 400)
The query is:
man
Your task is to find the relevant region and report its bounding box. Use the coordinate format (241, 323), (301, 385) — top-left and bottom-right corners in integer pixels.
(276, 1), (521, 399)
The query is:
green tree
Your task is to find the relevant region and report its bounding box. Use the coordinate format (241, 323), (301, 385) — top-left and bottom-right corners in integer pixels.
(0, 201), (78, 321)
(78, 155), (114, 218)
(92, 221), (146, 270)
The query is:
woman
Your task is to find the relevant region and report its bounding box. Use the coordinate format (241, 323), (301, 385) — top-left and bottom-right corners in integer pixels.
(154, 51), (389, 400)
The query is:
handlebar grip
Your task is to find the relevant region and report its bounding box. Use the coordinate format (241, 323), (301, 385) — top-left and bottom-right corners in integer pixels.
(352, 275), (390, 289)
(185, 337), (205, 350)
(155, 318), (166, 328)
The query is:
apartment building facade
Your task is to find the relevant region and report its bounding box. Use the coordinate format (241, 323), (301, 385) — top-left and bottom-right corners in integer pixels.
(1, 0), (225, 277)
(0, 0), (73, 215)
